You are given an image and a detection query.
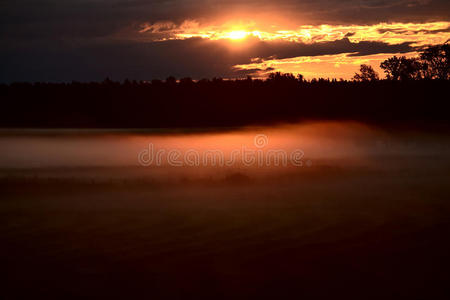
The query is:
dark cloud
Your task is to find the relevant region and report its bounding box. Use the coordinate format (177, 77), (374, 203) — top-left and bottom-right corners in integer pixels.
(377, 26), (450, 34)
(246, 38), (414, 59)
(1, 1), (449, 40)
(0, 37), (417, 82)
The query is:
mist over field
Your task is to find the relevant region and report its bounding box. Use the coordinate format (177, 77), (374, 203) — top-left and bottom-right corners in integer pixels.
(1, 121), (448, 176)
(2, 122), (450, 299)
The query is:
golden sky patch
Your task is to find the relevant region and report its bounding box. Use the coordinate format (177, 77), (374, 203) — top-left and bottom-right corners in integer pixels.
(233, 52), (420, 80)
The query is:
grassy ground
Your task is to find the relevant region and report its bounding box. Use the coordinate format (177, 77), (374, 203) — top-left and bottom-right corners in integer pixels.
(2, 162), (450, 299)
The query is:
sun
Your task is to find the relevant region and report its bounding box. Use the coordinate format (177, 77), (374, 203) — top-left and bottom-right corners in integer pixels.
(227, 30), (248, 40)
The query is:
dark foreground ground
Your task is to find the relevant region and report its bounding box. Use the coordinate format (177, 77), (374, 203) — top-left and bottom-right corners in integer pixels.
(2, 162), (450, 299)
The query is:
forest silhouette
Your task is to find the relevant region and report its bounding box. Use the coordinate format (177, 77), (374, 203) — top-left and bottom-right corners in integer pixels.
(1, 43), (449, 129)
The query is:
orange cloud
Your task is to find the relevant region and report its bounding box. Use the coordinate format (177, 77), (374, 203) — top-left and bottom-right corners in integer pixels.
(140, 20), (450, 47)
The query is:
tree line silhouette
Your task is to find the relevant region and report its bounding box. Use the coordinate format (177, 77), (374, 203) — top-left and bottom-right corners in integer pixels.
(354, 43), (449, 81)
(0, 43), (448, 129)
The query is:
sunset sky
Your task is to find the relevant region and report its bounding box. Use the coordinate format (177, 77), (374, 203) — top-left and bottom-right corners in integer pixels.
(1, 0), (449, 82)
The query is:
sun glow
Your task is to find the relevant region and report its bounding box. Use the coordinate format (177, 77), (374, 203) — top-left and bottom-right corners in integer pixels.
(227, 30), (248, 40)
(141, 20), (450, 47)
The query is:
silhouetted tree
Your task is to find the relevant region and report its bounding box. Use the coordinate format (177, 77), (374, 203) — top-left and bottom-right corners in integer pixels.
(353, 64), (379, 82)
(420, 43), (450, 80)
(123, 78), (132, 86)
(267, 72), (300, 85)
(165, 76), (177, 85)
(151, 79), (163, 86)
(212, 77), (224, 84)
(179, 77), (194, 86)
(380, 56), (422, 81)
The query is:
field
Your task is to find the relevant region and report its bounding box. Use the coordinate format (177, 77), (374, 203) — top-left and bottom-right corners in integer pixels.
(2, 123), (450, 299)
